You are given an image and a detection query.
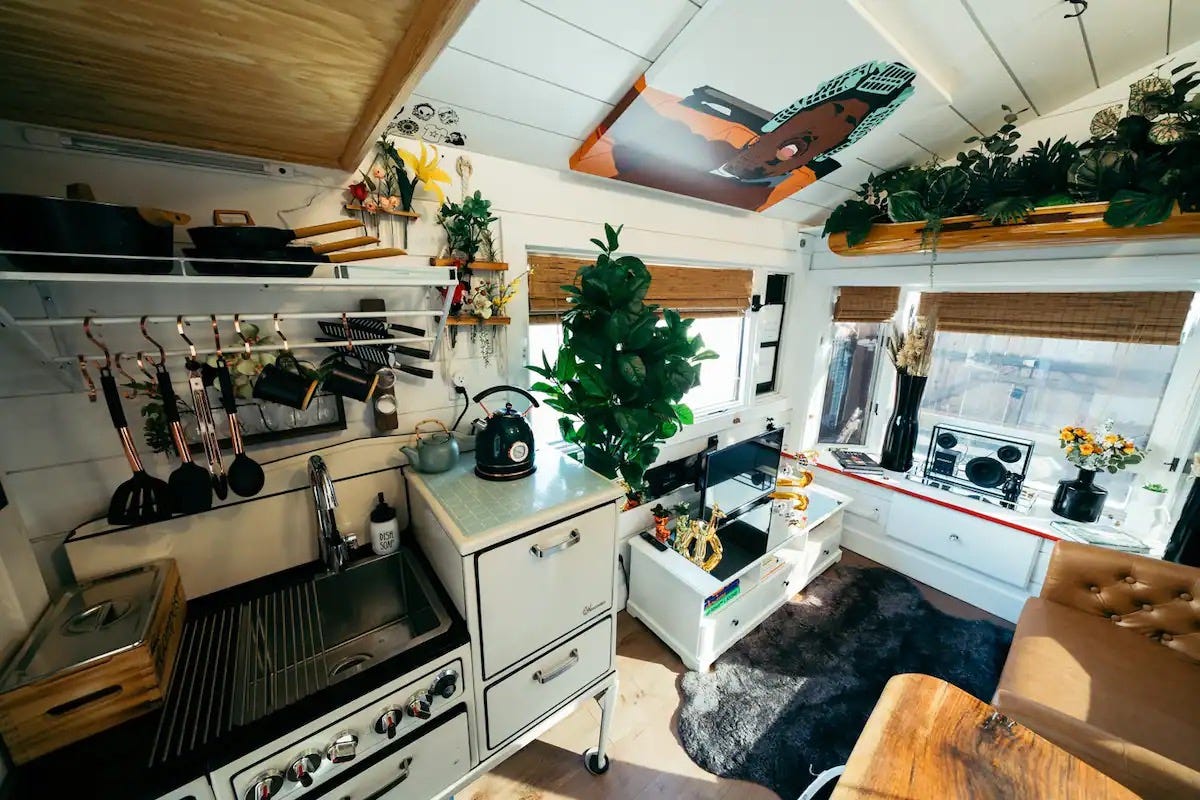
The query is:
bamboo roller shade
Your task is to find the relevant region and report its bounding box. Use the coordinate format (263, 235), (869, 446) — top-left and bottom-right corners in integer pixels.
(834, 286), (901, 322)
(527, 254), (753, 318)
(918, 291), (1195, 345)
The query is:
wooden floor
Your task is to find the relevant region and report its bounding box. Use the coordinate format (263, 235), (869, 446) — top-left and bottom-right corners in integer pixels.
(457, 552), (1010, 800)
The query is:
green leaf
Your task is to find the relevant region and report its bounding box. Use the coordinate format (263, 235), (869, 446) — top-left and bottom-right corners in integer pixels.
(1035, 193), (1075, 207)
(590, 238), (606, 252)
(604, 223), (620, 251)
(981, 196), (1035, 225)
(555, 348), (576, 382)
(672, 404), (695, 425)
(1104, 189), (1175, 227)
(616, 353), (647, 386)
(822, 199), (878, 248)
(887, 190), (926, 223)
(526, 364), (553, 380)
(925, 168), (969, 213)
(619, 461), (645, 486)
(529, 381), (557, 394)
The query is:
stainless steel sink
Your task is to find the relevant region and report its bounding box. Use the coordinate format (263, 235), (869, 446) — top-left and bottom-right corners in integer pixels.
(315, 549), (451, 685)
(151, 548), (453, 764)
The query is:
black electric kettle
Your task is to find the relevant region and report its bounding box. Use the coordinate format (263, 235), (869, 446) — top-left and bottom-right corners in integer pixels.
(473, 385), (539, 481)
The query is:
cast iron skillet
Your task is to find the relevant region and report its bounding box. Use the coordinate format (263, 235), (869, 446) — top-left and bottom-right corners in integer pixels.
(187, 209), (362, 251)
(965, 456), (1007, 488)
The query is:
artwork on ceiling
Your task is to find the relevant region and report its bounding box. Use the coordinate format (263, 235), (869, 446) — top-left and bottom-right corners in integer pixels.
(385, 102), (467, 147)
(570, 61), (916, 212)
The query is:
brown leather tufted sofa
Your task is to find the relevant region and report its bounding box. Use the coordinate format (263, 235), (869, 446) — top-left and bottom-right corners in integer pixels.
(994, 541), (1200, 799)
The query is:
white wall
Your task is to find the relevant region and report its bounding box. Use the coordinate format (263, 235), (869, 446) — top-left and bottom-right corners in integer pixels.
(0, 120), (806, 598)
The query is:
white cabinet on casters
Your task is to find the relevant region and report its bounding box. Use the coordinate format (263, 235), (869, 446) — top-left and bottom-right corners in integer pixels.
(406, 448), (625, 791)
(627, 483), (850, 672)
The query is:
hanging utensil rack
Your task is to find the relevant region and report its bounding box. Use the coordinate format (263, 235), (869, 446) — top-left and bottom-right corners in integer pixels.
(0, 255), (459, 373)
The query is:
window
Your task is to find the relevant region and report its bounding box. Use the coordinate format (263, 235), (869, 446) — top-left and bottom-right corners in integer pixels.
(917, 331), (1179, 497)
(818, 321), (882, 445)
(528, 315), (748, 446)
(754, 274), (788, 394)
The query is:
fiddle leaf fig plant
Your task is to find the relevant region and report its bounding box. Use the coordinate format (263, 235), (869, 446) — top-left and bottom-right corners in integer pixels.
(527, 224), (718, 498)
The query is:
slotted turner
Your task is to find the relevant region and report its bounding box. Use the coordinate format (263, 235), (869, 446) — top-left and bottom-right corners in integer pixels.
(101, 367), (173, 525)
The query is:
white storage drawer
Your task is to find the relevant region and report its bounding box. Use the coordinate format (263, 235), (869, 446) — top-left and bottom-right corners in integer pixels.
(885, 494), (1039, 587)
(702, 567), (792, 656)
(475, 504), (615, 678)
(309, 706), (469, 800)
(483, 617), (612, 749)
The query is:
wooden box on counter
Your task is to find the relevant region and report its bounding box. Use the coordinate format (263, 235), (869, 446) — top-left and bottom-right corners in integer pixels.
(0, 559), (185, 764)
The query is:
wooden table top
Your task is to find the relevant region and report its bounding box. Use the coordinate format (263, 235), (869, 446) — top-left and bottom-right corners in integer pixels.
(832, 674), (1140, 800)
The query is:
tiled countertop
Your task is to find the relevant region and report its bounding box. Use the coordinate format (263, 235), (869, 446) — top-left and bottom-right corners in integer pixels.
(406, 449), (625, 555)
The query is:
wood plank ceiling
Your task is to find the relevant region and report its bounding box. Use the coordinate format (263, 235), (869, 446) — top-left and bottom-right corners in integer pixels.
(0, 0), (476, 169)
(408, 0), (1200, 226)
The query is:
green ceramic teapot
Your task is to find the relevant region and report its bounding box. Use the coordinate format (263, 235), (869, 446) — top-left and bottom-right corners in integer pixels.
(401, 419), (460, 473)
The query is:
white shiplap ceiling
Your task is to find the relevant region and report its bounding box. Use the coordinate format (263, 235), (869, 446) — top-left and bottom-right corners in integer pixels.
(411, 0), (1198, 225)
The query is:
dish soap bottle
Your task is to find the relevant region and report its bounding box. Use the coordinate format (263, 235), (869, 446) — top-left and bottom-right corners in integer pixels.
(369, 493), (399, 556)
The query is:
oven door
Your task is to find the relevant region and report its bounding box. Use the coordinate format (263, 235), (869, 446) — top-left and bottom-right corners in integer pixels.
(306, 705), (469, 800)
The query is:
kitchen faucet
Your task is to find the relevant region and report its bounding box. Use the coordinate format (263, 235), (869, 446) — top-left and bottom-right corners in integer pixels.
(308, 456), (356, 572)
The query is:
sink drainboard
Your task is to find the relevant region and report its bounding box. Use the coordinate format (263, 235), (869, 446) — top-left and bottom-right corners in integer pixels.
(150, 581), (326, 765)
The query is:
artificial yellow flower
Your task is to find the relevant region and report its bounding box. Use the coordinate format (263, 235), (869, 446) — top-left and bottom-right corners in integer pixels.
(1059, 428), (1075, 442)
(1122, 441), (1136, 453)
(396, 140), (452, 205)
(1103, 433), (1119, 444)
(1079, 443), (1096, 456)
(1074, 427), (1088, 438)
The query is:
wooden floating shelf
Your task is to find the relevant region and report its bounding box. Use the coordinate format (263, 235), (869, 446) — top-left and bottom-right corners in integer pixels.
(445, 316), (511, 326)
(827, 201), (1200, 257)
(429, 258), (509, 271)
(345, 203), (420, 219)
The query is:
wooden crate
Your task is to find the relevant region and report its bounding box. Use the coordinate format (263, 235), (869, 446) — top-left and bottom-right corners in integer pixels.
(0, 560), (186, 764)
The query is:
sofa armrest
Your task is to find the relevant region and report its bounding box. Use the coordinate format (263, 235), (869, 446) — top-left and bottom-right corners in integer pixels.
(1040, 540), (1200, 662)
(995, 689), (1200, 799)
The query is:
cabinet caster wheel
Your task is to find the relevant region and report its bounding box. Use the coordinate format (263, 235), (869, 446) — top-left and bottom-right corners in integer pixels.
(583, 747), (610, 775)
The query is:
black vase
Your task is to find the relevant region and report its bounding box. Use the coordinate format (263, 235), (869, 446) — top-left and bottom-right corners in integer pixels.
(1052, 468), (1108, 523)
(880, 373), (927, 473)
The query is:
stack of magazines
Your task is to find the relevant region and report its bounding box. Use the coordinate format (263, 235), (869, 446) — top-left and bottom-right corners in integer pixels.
(1049, 521), (1150, 554)
(829, 449), (884, 475)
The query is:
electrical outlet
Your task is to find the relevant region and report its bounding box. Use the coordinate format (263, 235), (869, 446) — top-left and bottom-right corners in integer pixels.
(448, 373), (469, 402)
(452, 373), (468, 388)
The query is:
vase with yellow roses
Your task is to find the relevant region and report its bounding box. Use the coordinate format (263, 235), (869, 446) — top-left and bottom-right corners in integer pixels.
(1053, 420), (1143, 523)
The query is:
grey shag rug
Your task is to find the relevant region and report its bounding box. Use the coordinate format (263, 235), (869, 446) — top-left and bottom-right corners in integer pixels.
(677, 565), (1013, 799)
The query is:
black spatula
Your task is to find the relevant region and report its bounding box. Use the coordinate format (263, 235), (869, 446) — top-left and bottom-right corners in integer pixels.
(101, 368), (173, 526)
(156, 363), (212, 514)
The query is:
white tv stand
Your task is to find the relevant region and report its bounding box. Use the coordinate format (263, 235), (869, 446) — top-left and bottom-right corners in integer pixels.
(626, 484), (850, 672)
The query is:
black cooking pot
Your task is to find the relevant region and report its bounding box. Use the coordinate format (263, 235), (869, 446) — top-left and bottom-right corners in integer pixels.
(0, 192), (187, 273)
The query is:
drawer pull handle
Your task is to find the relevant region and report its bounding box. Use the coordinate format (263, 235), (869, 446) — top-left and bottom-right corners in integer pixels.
(533, 649), (579, 684)
(531, 530), (581, 559)
(363, 756), (411, 800)
(949, 533), (961, 542)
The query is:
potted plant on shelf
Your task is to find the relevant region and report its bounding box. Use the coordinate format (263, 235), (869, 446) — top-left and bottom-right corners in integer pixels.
(879, 314), (936, 472)
(437, 190), (497, 266)
(1054, 420), (1144, 522)
(526, 224), (717, 503)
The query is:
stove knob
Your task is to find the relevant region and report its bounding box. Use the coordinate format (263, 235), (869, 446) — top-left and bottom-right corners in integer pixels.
(374, 707), (403, 739)
(431, 668), (459, 699)
(286, 751), (322, 788)
(326, 732), (359, 764)
(244, 770), (284, 800)
(406, 691), (433, 720)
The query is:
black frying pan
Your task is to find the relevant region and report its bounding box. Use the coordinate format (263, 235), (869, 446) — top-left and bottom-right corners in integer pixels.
(183, 242), (407, 277)
(965, 456), (1007, 488)
(187, 209), (363, 252)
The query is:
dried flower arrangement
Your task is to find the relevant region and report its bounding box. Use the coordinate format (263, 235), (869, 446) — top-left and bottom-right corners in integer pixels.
(883, 314), (937, 377)
(1059, 420), (1144, 473)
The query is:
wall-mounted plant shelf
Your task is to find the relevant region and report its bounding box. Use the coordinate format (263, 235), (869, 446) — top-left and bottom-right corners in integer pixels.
(429, 258), (508, 271)
(827, 202), (1200, 257)
(445, 316), (511, 326)
(345, 203), (420, 219)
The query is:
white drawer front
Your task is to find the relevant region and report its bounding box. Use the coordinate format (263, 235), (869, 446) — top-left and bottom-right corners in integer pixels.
(885, 494), (1039, 586)
(703, 568), (791, 656)
(476, 504), (616, 677)
(314, 707), (469, 800)
(484, 617), (612, 750)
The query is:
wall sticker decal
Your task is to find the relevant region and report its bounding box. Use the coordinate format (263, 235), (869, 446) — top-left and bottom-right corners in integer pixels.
(570, 61), (916, 212)
(385, 103), (468, 148)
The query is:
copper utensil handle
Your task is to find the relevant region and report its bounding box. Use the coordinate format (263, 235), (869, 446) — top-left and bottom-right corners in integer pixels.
(290, 219), (362, 238)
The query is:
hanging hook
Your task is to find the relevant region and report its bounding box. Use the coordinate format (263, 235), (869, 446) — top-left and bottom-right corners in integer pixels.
(210, 314), (222, 358)
(77, 355), (97, 402)
(113, 353), (139, 399)
(83, 316), (112, 371)
(139, 315), (166, 368)
(274, 313), (289, 352)
(177, 315), (197, 360)
(341, 312), (354, 353)
(134, 352), (157, 380)
(233, 314), (252, 356)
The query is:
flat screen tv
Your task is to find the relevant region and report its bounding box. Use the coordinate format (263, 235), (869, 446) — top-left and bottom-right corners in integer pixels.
(698, 428), (785, 580)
